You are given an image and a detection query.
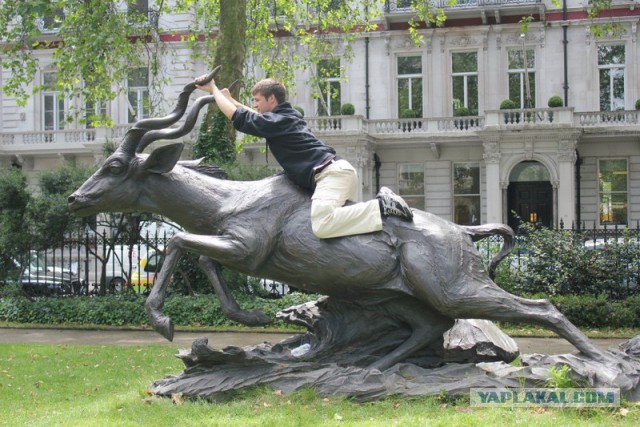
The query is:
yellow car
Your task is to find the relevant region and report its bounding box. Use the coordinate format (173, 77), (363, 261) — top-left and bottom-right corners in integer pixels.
(128, 249), (164, 294)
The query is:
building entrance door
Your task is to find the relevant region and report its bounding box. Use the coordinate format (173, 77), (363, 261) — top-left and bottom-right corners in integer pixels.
(508, 181), (553, 230)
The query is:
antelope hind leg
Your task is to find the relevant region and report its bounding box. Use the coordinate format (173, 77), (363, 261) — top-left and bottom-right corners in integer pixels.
(199, 256), (271, 326)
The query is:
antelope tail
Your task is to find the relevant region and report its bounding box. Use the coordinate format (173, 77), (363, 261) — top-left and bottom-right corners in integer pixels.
(463, 223), (515, 280)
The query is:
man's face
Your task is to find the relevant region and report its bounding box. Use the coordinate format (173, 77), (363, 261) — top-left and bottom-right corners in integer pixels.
(253, 93), (278, 113)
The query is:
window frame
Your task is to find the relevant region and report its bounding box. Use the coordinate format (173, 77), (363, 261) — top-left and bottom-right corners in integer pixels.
(396, 55), (423, 118)
(597, 43), (626, 112)
(127, 68), (150, 123)
(397, 163), (425, 211)
(453, 162), (481, 226)
(316, 58), (341, 116)
(41, 71), (66, 137)
(597, 158), (629, 226)
(507, 48), (536, 109)
(451, 51), (479, 115)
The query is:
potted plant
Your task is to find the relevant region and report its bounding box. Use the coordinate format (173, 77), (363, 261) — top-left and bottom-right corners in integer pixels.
(340, 103), (355, 115)
(548, 95), (563, 108)
(500, 99), (518, 124)
(400, 108), (418, 119)
(500, 99), (517, 109)
(454, 107), (471, 130)
(454, 107), (471, 116)
(547, 96), (563, 122)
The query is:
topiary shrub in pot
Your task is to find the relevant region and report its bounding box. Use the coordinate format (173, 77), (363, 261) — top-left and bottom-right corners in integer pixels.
(500, 99), (517, 109)
(500, 99), (518, 124)
(340, 103), (355, 115)
(547, 96), (563, 122)
(548, 95), (563, 108)
(400, 108), (418, 119)
(454, 107), (471, 116)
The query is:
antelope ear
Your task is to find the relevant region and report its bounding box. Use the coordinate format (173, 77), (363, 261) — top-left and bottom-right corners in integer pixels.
(142, 143), (184, 174)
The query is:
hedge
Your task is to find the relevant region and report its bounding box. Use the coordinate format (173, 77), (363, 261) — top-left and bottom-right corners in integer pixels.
(1, 292), (639, 329)
(0, 292), (316, 328)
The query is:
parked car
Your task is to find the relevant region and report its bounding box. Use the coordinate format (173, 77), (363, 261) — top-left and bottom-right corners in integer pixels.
(10, 251), (80, 296)
(128, 248), (165, 293)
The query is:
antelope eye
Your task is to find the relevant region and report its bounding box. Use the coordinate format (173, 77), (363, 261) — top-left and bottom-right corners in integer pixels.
(106, 162), (125, 176)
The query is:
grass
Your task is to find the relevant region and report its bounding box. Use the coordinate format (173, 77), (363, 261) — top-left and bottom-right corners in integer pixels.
(497, 323), (640, 339)
(3, 321), (639, 339)
(0, 343), (638, 426)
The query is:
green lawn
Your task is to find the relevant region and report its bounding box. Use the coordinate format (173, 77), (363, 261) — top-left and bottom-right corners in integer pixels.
(0, 343), (638, 426)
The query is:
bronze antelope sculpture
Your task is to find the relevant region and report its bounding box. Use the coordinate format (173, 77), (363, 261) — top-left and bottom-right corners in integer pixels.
(69, 69), (611, 370)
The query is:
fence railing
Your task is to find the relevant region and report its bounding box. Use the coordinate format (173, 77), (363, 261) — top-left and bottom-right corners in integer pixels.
(3, 222), (639, 298)
(1, 232), (286, 298)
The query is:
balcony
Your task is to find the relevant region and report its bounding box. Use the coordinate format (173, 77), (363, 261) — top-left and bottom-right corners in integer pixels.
(384, 0), (544, 24)
(2, 109), (639, 157)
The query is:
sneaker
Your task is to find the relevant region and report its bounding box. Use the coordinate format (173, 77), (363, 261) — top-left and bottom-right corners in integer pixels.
(376, 187), (413, 221)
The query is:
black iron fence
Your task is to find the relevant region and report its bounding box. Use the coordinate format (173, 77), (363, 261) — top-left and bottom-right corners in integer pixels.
(3, 222), (639, 298)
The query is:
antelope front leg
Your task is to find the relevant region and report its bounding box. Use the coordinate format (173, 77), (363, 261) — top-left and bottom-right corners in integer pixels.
(145, 232), (270, 341)
(145, 236), (184, 341)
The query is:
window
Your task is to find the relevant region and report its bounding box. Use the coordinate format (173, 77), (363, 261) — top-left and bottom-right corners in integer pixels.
(397, 56), (423, 118)
(85, 99), (107, 129)
(453, 163), (481, 225)
(128, 0), (151, 23)
(598, 159), (628, 225)
(598, 44), (625, 111)
(451, 52), (478, 115)
(317, 59), (341, 116)
(42, 5), (65, 32)
(508, 48), (535, 108)
(398, 164), (425, 210)
(42, 72), (65, 138)
(127, 68), (150, 123)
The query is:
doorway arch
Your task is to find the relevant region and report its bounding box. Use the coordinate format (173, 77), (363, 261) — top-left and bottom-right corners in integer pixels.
(507, 161), (553, 230)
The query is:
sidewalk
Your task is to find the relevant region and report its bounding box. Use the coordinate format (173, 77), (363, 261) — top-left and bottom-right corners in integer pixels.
(0, 327), (630, 355)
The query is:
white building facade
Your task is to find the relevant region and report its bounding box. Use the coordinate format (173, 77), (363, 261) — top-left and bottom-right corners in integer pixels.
(2, 0), (640, 231)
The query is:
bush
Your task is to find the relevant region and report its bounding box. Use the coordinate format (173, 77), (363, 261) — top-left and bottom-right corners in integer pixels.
(399, 109), (418, 119)
(547, 294), (640, 328)
(454, 107), (471, 116)
(293, 105), (305, 116)
(500, 99), (517, 109)
(340, 103), (355, 115)
(547, 95), (563, 108)
(496, 222), (640, 300)
(635, 99), (640, 110)
(0, 292), (322, 328)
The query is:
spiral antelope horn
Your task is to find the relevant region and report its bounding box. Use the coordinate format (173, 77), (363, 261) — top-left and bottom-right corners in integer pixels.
(118, 66), (220, 155)
(136, 95), (216, 153)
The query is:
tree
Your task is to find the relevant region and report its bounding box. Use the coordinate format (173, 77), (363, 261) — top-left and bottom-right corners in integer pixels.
(0, 1), (418, 115)
(0, 168), (31, 281)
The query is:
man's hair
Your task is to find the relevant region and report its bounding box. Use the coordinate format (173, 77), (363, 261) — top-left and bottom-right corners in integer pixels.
(252, 78), (287, 104)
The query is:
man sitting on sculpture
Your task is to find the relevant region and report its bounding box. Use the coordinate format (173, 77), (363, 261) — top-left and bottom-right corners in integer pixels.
(195, 75), (413, 239)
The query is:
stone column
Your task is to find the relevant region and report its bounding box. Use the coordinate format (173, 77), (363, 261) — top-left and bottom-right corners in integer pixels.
(483, 142), (502, 223)
(557, 140), (577, 228)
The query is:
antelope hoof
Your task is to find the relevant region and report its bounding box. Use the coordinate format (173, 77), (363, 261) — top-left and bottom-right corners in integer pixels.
(151, 315), (175, 342)
(248, 309), (272, 326)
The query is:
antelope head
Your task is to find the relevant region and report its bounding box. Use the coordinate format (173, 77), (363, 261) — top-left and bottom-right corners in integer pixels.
(68, 68), (222, 217)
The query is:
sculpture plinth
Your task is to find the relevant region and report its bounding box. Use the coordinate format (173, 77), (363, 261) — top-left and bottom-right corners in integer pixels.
(150, 297), (640, 402)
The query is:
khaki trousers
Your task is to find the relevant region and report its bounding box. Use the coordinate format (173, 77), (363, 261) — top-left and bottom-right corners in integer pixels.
(311, 159), (383, 239)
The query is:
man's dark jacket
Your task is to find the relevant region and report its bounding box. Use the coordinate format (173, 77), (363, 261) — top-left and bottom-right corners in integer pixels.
(232, 102), (335, 190)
